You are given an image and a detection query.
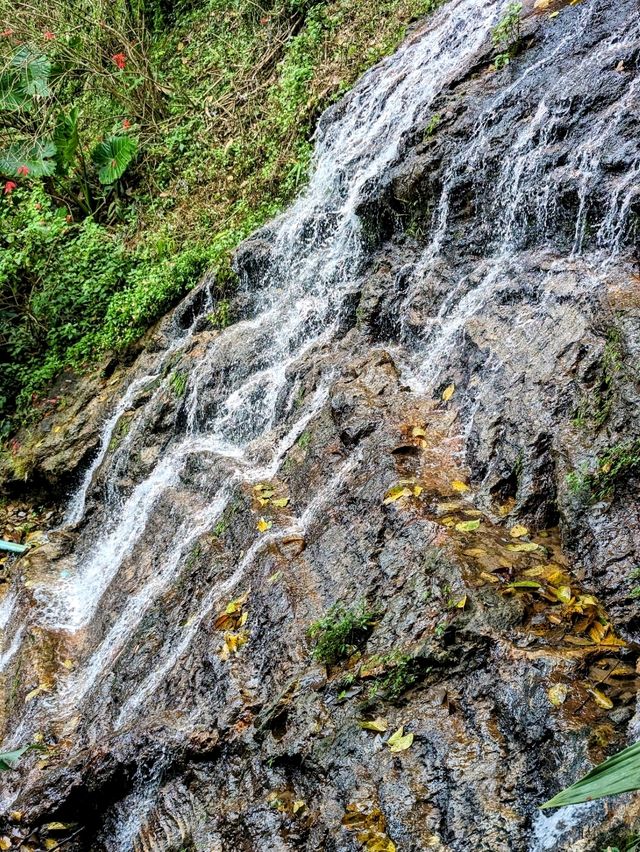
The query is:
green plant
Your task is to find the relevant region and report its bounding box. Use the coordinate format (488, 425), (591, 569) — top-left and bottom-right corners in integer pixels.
(542, 740), (640, 809)
(573, 329), (625, 430)
(491, 2), (522, 69)
(374, 652), (422, 701)
(297, 430), (312, 449)
(423, 112), (441, 138)
(307, 600), (378, 665)
(169, 369), (188, 396)
(568, 439), (640, 503)
(207, 299), (232, 330)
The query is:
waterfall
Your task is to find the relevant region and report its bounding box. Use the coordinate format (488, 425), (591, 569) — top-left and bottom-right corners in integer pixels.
(1, 0), (639, 845)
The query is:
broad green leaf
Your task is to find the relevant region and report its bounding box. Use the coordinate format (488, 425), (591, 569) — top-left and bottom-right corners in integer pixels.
(541, 740), (640, 808)
(0, 746), (30, 771)
(91, 134), (137, 184)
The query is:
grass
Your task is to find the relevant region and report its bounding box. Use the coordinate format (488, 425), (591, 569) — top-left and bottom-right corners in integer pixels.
(307, 600), (378, 665)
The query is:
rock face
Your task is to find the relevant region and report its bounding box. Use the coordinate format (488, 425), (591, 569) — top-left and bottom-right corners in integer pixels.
(1, 0), (640, 849)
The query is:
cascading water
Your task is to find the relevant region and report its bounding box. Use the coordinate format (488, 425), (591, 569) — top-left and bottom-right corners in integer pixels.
(1, 0), (639, 847)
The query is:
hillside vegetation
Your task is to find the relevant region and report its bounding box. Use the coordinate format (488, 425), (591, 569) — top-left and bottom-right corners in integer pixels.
(0, 0), (440, 431)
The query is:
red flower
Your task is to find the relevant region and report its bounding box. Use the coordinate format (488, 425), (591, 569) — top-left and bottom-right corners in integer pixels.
(3, 181), (17, 194)
(16, 165), (29, 176)
(112, 52), (127, 70)
(260, 16), (269, 24)
(43, 30), (55, 40)
(122, 118), (131, 129)
(1, 29), (13, 37)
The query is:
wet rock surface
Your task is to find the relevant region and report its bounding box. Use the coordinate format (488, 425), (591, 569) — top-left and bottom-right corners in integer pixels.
(1, 0), (640, 849)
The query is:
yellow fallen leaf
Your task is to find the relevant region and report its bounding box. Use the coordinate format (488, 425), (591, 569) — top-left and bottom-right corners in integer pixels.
(455, 519), (480, 532)
(555, 585), (572, 604)
(463, 548), (487, 558)
(257, 517), (272, 532)
(547, 683), (568, 706)
(480, 571), (500, 584)
(589, 621), (608, 643)
(455, 595), (467, 609)
(359, 717), (388, 732)
(588, 688), (613, 710)
(509, 525), (529, 538)
(549, 9), (560, 17)
(506, 542), (540, 553)
(26, 686), (45, 701)
(268, 571), (282, 583)
(239, 611), (248, 627)
(438, 501), (463, 513)
(44, 841), (58, 850)
(272, 497), (290, 508)
(412, 426), (426, 438)
(387, 726), (414, 752)
(8, 812), (22, 823)
(442, 383), (455, 402)
(383, 485), (410, 504)
(292, 800), (306, 814)
(413, 485), (423, 496)
(257, 497), (270, 506)
(451, 480), (469, 493)
(44, 823), (74, 831)
(61, 658), (74, 670)
(0, 838), (11, 851)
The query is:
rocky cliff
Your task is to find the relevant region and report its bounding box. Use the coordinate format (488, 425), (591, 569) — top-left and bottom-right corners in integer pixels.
(1, 0), (640, 849)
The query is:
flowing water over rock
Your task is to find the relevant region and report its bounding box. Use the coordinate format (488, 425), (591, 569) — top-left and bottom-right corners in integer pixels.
(1, 0), (640, 848)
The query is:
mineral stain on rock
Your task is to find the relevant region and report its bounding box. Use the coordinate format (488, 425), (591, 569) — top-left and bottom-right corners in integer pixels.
(1, 0), (640, 849)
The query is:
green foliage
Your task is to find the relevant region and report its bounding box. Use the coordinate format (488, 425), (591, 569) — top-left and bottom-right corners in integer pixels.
(207, 299), (232, 330)
(371, 652), (422, 701)
(92, 135), (138, 185)
(424, 112), (441, 138)
(308, 600), (378, 665)
(297, 430), (312, 449)
(601, 834), (640, 852)
(169, 369), (188, 396)
(542, 740), (640, 809)
(0, 0), (449, 428)
(574, 329), (625, 430)
(568, 439), (640, 503)
(492, 2), (522, 69)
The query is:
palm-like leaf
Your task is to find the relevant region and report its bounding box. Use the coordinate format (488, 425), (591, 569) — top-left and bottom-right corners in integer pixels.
(542, 741), (640, 808)
(91, 135), (137, 184)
